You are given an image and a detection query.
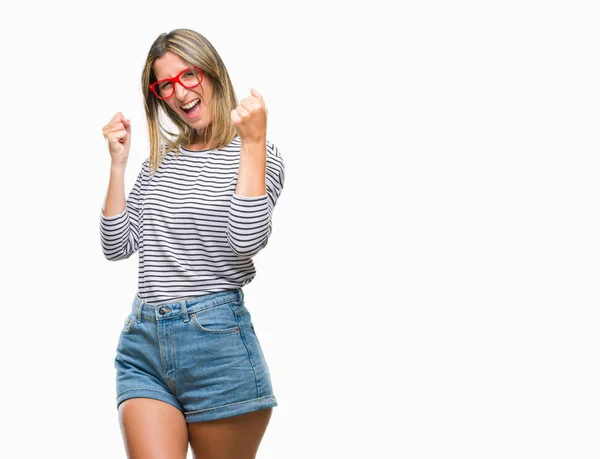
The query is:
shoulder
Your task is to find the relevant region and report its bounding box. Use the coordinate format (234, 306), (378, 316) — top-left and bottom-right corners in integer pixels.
(133, 157), (150, 174)
(265, 140), (285, 183)
(266, 140), (284, 168)
(265, 140), (285, 189)
(136, 157), (151, 181)
(141, 157), (151, 173)
(222, 137), (284, 168)
(266, 139), (282, 158)
(222, 136), (282, 156)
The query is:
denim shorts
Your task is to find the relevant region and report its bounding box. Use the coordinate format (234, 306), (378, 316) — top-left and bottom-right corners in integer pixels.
(114, 288), (277, 423)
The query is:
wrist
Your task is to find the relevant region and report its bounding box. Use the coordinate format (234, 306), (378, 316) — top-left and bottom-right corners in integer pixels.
(240, 138), (267, 157)
(110, 163), (126, 174)
(240, 136), (266, 148)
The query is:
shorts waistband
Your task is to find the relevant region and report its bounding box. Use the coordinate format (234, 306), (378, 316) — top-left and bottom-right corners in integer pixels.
(132, 289), (244, 323)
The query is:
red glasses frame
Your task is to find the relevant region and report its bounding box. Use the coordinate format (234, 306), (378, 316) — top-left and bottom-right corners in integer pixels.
(149, 66), (204, 100)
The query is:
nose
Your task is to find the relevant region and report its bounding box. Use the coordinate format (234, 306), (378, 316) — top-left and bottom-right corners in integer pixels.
(174, 82), (189, 101)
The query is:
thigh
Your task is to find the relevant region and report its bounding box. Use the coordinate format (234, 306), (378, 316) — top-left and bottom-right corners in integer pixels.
(119, 398), (189, 459)
(188, 407), (273, 459)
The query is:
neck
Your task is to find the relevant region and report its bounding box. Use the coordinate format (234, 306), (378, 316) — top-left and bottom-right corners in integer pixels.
(189, 128), (212, 150)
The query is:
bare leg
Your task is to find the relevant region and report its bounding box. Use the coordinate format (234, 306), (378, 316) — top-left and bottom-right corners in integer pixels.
(119, 398), (189, 459)
(187, 407), (273, 459)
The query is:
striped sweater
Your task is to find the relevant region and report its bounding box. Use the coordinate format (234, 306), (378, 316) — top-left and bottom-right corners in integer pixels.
(99, 136), (285, 303)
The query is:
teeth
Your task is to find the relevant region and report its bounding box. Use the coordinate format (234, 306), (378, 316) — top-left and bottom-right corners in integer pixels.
(182, 99), (200, 110)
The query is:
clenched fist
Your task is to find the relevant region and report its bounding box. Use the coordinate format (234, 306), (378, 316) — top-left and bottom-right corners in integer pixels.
(102, 112), (131, 168)
(231, 88), (267, 144)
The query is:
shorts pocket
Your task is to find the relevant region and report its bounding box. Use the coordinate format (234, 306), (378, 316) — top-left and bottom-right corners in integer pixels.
(190, 302), (241, 335)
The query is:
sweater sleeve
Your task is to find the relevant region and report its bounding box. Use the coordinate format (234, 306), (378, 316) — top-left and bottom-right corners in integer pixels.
(226, 141), (285, 257)
(99, 159), (148, 261)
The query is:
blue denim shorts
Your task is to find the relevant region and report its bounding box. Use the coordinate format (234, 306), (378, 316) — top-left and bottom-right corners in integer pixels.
(114, 288), (277, 423)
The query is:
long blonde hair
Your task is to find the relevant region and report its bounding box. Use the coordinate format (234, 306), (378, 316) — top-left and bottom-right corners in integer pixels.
(142, 29), (238, 173)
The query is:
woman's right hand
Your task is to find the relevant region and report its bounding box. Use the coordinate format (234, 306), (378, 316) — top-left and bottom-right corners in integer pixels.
(102, 112), (131, 168)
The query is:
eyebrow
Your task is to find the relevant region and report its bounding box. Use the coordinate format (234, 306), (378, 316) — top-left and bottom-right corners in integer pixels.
(155, 67), (195, 82)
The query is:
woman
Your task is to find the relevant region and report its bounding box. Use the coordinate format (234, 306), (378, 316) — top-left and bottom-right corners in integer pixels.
(100, 28), (284, 458)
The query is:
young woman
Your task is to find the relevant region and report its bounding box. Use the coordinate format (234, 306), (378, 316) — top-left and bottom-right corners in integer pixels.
(100, 28), (284, 458)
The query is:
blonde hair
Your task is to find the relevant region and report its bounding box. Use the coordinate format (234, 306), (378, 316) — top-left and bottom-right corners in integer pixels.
(142, 29), (239, 173)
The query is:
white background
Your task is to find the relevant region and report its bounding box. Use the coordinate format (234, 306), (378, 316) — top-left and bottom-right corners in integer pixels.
(1, 1), (599, 458)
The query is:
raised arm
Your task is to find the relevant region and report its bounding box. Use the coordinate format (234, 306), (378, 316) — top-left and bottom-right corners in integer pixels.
(99, 112), (144, 260)
(227, 89), (285, 257)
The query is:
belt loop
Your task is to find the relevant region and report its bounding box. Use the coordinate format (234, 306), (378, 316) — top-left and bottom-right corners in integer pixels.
(180, 300), (189, 322)
(239, 288), (244, 303)
(136, 296), (143, 324)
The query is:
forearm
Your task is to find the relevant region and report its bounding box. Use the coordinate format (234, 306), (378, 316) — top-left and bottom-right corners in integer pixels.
(100, 162), (144, 261)
(102, 165), (127, 217)
(235, 140), (267, 197)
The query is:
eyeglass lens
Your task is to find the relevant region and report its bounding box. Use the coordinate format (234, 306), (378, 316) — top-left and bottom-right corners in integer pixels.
(156, 69), (201, 99)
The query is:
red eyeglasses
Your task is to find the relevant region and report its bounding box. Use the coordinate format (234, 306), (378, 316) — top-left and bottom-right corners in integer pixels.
(149, 66), (204, 100)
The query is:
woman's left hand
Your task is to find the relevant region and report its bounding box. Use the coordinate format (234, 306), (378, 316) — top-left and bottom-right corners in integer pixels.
(231, 88), (268, 144)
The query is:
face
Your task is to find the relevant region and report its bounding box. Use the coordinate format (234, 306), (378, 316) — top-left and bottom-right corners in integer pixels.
(152, 51), (213, 133)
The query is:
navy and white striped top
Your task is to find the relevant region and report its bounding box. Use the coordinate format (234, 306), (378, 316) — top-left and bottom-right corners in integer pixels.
(99, 136), (285, 303)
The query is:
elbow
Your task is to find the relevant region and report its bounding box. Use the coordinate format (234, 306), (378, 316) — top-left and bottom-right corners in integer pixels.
(226, 201), (272, 257)
(102, 247), (134, 261)
(226, 226), (271, 257)
(101, 238), (137, 261)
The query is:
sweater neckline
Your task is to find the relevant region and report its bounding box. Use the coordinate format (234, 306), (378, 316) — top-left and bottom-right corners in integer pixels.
(179, 136), (241, 155)
(180, 145), (213, 155)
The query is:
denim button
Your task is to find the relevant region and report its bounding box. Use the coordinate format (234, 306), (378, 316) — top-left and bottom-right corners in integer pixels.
(159, 307), (167, 314)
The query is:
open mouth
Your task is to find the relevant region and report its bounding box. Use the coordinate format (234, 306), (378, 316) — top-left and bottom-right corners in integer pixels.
(181, 99), (201, 118)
